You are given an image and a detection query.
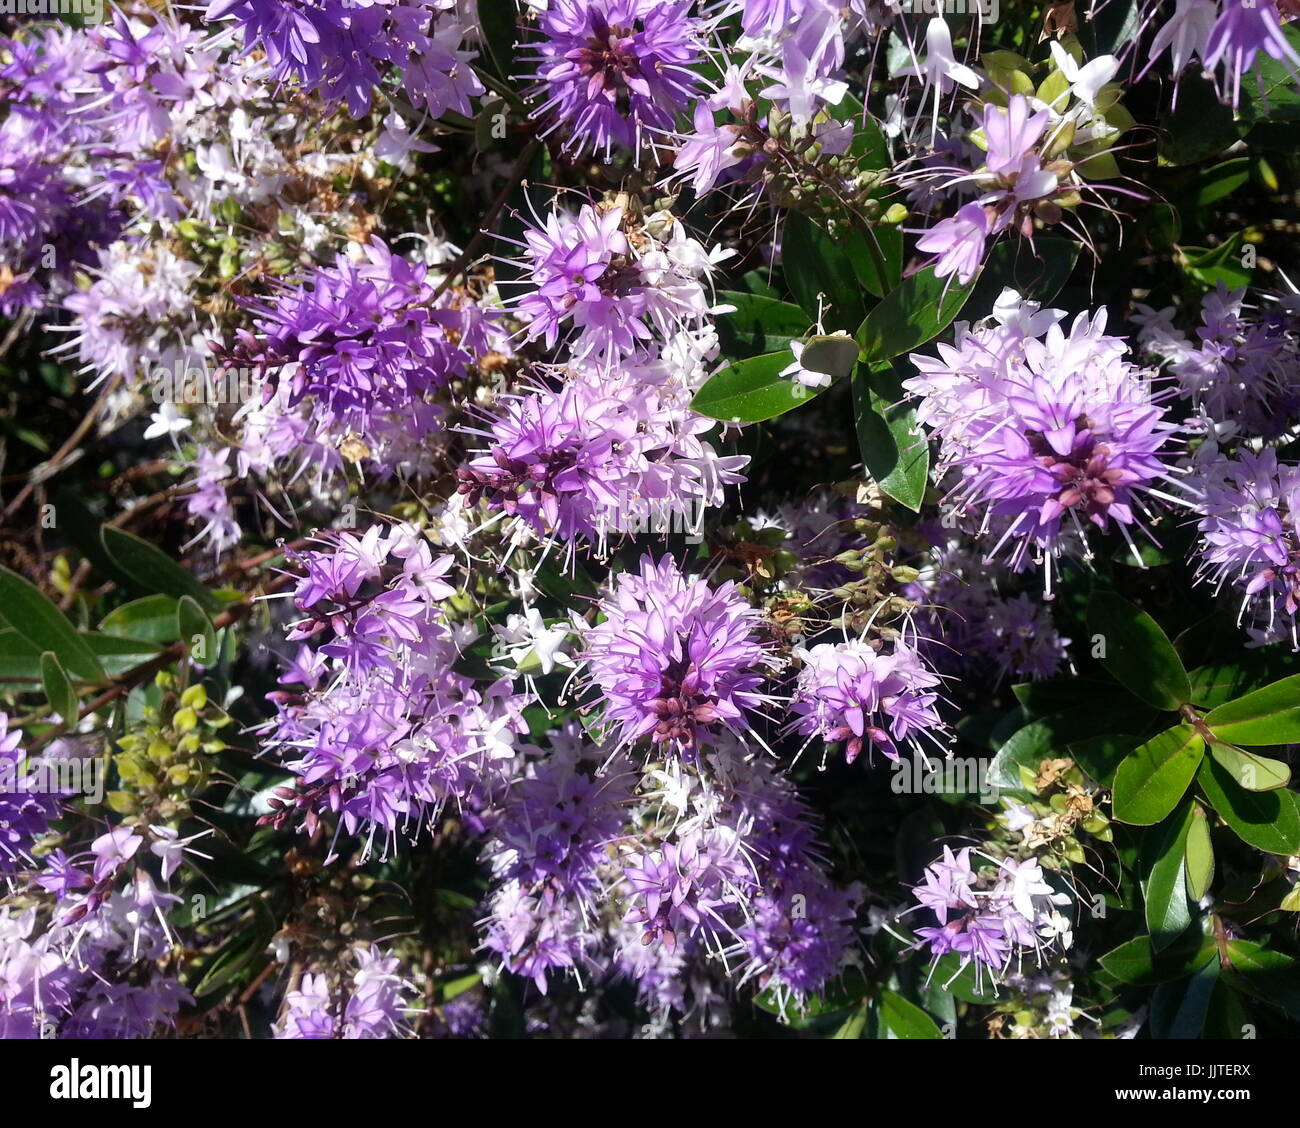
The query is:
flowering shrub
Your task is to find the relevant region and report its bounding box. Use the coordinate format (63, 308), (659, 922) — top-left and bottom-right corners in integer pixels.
(1, 0), (1300, 1045)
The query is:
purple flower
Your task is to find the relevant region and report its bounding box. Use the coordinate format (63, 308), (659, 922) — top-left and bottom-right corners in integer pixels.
(0, 716), (61, 877)
(581, 555), (775, 756)
(787, 639), (944, 764)
(208, 0), (482, 118)
(1189, 444), (1300, 648)
(916, 203), (990, 284)
(622, 828), (750, 951)
(524, 0), (705, 158)
(906, 290), (1182, 574)
(910, 847), (1069, 991)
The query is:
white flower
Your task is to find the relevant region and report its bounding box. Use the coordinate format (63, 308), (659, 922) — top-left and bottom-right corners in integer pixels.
(493, 608), (574, 676)
(1048, 41), (1120, 110)
(896, 17), (981, 94)
(143, 400), (191, 443)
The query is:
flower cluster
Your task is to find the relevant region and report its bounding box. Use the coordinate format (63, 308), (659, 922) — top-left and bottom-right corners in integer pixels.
(910, 846), (1072, 993)
(905, 289), (1181, 578)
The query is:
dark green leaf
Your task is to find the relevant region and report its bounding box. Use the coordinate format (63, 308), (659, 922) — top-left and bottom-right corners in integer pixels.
(783, 211), (868, 331)
(851, 370), (929, 511)
(101, 526), (220, 611)
(1087, 591), (1191, 711)
(879, 990), (942, 1039)
(1149, 956), (1219, 1039)
(1144, 801), (1193, 950)
(40, 651), (78, 725)
(1221, 942), (1300, 1025)
(856, 265), (978, 365)
(690, 351), (824, 423)
(716, 291), (808, 359)
(178, 595), (218, 666)
(475, 0), (518, 80)
(1099, 932), (1217, 985)
(1194, 158), (1251, 206)
(0, 566), (105, 680)
(99, 595), (183, 643)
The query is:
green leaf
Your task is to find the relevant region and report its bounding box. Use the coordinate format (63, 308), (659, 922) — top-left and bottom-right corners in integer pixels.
(851, 371), (929, 511)
(1087, 591), (1191, 711)
(846, 225), (904, 298)
(716, 291), (808, 359)
(856, 265), (978, 365)
(1207, 740), (1291, 792)
(800, 335), (861, 383)
(100, 526), (220, 611)
(1197, 755), (1300, 855)
(99, 595), (182, 644)
(0, 566), (105, 680)
(1112, 724), (1205, 826)
(177, 595), (217, 666)
(1179, 233), (1251, 290)
(1160, 72), (1243, 164)
(1184, 803), (1215, 903)
(990, 702), (1154, 801)
(1203, 673), (1300, 746)
(783, 211), (868, 331)
(1098, 932), (1217, 985)
(40, 651), (78, 725)
(0, 629), (161, 681)
(1066, 732), (1142, 790)
(833, 1003), (869, 1039)
(690, 351), (823, 423)
(1193, 157), (1251, 206)
(1149, 956), (1219, 1039)
(1221, 942), (1300, 1025)
(1144, 801), (1194, 950)
(878, 990), (942, 1039)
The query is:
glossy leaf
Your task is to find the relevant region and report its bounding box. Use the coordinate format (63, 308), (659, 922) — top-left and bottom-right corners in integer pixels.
(1112, 724), (1204, 826)
(1207, 740), (1291, 792)
(856, 265), (978, 365)
(1143, 801), (1193, 950)
(1196, 755), (1300, 856)
(101, 526), (220, 611)
(878, 990), (942, 1039)
(1203, 673), (1300, 746)
(1184, 803), (1215, 903)
(851, 371), (929, 512)
(690, 351), (825, 423)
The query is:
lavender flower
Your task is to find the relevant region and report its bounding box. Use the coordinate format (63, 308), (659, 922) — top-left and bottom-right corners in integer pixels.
(581, 555), (776, 756)
(787, 638), (944, 764)
(905, 289), (1181, 577)
(910, 846), (1070, 991)
(524, 0), (705, 158)
(1188, 444), (1300, 649)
